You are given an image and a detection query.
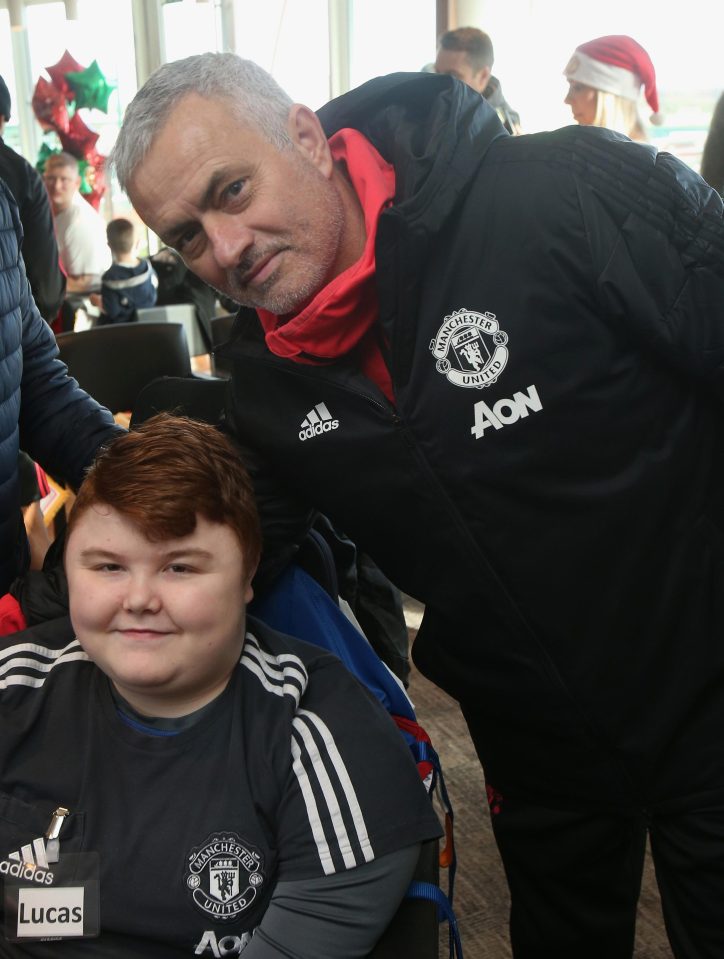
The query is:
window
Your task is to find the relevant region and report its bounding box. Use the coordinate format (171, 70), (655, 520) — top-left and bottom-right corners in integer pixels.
(349, 0), (436, 89)
(479, 0), (723, 170)
(163, 0), (224, 62)
(233, 0), (330, 109)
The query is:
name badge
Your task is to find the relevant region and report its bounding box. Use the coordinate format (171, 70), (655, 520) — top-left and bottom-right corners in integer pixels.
(4, 853), (100, 941)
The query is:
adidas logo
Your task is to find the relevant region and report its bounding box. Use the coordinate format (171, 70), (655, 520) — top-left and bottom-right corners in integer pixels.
(298, 402), (339, 442)
(0, 838), (55, 884)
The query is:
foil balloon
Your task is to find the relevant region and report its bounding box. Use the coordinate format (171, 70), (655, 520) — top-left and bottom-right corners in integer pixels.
(65, 60), (115, 113)
(35, 143), (62, 176)
(59, 111), (100, 158)
(45, 50), (85, 102)
(31, 77), (70, 134)
(79, 148), (106, 192)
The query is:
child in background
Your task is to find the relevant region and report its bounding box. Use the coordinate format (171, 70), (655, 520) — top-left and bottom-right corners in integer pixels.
(99, 217), (157, 324)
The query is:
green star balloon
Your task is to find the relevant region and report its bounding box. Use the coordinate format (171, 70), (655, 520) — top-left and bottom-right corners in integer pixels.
(35, 142), (61, 175)
(65, 59), (115, 113)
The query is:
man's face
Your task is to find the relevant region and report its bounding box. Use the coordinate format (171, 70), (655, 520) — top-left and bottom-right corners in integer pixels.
(65, 505), (254, 717)
(434, 49), (490, 94)
(128, 93), (347, 315)
(43, 163), (80, 214)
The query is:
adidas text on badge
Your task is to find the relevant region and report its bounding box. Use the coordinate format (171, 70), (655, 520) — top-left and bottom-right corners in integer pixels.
(299, 402), (339, 442)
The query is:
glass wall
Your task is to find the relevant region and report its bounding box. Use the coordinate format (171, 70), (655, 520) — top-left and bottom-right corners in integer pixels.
(2, 0), (719, 195)
(25, 0), (136, 157)
(0, 8), (20, 152)
(349, 0), (436, 89)
(163, 0), (224, 62)
(468, 0), (722, 171)
(233, 0), (330, 109)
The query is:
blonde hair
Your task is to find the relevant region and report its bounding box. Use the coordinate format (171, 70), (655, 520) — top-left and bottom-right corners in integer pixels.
(593, 91), (647, 142)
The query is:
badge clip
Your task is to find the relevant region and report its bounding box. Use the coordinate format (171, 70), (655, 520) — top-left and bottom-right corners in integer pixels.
(44, 807), (69, 864)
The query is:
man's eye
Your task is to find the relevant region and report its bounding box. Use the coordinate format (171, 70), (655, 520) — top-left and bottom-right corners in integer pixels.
(225, 179), (245, 200)
(167, 564), (192, 574)
(177, 228), (199, 252)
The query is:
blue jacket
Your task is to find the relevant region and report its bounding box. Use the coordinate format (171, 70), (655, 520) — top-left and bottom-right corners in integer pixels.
(0, 179), (122, 593)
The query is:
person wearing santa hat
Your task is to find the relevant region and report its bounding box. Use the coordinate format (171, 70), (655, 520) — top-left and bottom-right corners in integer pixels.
(564, 34), (663, 142)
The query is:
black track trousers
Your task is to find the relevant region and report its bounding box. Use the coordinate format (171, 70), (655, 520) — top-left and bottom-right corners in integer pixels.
(463, 708), (724, 959)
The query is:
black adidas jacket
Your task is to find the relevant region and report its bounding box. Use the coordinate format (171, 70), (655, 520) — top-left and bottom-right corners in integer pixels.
(223, 73), (724, 809)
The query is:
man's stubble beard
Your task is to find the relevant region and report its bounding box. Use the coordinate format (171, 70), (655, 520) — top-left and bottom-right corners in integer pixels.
(218, 168), (347, 317)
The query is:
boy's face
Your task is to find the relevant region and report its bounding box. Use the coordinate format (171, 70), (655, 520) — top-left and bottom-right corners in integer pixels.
(65, 505), (254, 717)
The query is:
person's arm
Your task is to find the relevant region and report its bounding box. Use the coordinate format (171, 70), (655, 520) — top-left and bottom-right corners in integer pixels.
(246, 633), (442, 956)
(222, 404), (317, 591)
(16, 250), (123, 486)
(100, 283), (123, 321)
(244, 845), (421, 958)
(18, 164), (65, 321)
(65, 273), (100, 294)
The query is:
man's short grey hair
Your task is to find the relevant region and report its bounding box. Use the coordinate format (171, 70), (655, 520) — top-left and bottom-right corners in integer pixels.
(110, 53), (294, 191)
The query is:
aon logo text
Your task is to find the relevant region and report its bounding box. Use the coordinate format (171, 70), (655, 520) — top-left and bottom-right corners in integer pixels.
(195, 929), (253, 956)
(471, 385), (542, 439)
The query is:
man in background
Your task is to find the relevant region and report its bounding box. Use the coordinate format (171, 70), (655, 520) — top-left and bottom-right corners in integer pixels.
(0, 74), (64, 322)
(434, 26), (521, 134)
(43, 150), (110, 296)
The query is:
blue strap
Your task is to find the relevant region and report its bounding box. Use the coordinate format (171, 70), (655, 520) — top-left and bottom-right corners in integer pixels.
(409, 740), (457, 904)
(406, 880), (464, 959)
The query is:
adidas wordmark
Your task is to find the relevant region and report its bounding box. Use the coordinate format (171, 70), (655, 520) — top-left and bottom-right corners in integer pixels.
(299, 403), (339, 442)
(0, 838), (54, 884)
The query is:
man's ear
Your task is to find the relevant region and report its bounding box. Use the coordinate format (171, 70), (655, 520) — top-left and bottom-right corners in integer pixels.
(287, 104), (334, 178)
(473, 66), (492, 94)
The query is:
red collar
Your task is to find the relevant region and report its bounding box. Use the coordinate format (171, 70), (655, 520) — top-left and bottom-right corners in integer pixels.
(257, 128), (396, 402)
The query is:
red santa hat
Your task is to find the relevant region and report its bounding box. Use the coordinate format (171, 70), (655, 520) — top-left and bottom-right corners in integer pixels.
(564, 35), (663, 124)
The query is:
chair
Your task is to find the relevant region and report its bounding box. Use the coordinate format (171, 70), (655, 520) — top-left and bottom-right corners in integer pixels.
(56, 322), (192, 414)
(210, 312), (237, 378)
(137, 304), (211, 358)
(131, 374), (227, 428)
(368, 841), (440, 958)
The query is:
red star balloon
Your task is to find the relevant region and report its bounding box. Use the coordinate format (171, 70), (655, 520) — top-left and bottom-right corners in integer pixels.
(59, 111), (99, 158)
(80, 148), (106, 196)
(45, 50), (85, 102)
(31, 77), (69, 134)
(83, 187), (104, 211)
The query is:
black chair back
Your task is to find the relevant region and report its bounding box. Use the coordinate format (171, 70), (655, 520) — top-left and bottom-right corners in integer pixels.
(131, 374), (227, 428)
(56, 322), (192, 413)
(210, 313), (237, 378)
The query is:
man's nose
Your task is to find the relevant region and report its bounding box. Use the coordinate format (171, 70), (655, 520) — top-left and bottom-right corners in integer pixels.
(122, 574), (162, 614)
(205, 213), (254, 270)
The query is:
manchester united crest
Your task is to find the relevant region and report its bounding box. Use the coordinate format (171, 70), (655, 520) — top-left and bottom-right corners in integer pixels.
(429, 309), (508, 389)
(185, 833), (265, 922)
